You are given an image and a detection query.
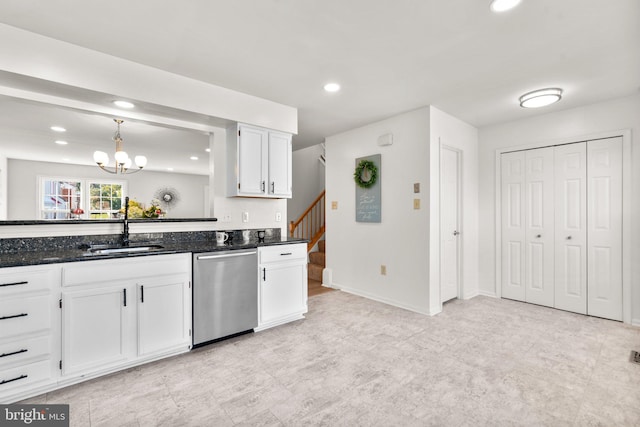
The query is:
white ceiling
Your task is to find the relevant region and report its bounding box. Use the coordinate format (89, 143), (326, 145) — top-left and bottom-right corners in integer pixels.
(0, 0), (638, 152)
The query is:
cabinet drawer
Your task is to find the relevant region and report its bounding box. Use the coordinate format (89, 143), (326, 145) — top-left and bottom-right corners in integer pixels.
(62, 253), (190, 287)
(0, 336), (50, 369)
(0, 360), (52, 393)
(259, 244), (307, 264)
(0, 295), (51, 339)
(0, 266), (57, 297)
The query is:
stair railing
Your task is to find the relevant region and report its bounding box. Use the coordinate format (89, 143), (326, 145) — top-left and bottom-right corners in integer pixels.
(290, 190), (325, 251)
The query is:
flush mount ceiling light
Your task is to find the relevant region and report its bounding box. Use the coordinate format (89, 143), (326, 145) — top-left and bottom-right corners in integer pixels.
(50, 126), (66, 132)
(93, 119), (147, 174)
(519, 88), (563, 108)
(323, 83), (341, 93)
(113, 100), (135, 109)
(490, 0), (521, 12)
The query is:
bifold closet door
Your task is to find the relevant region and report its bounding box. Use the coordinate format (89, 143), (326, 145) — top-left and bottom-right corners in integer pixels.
(587, 137), (623, 321)
(554, 143), (587, 314)
(501, 147), (554, 307)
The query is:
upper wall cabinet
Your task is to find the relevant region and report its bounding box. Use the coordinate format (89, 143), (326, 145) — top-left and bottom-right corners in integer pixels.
(227, 124), (292, 198)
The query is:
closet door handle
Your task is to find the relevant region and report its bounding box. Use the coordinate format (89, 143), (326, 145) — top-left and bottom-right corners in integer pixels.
(566, 236), (572, 240)
(536, 234), (542, 238)
(453, 231), (460, 236)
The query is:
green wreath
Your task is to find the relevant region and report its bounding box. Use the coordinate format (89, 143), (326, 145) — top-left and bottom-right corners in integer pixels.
(354, 159), (378, 188)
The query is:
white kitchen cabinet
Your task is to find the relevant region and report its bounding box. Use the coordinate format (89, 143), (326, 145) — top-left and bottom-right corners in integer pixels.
(61, 284), (132, 376)
(137, 274), (191, 357)
(60, 253), (191, 379)
(0, 265), (59, 403)
(227, 123), (292, 198)
(257, 244), (307, 331)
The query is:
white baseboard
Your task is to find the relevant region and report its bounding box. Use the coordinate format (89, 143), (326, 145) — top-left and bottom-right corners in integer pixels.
(462, 291), (480, 300)
(632, 318), (640, 327)
(332, 282), (431, 316)
(478, 290), (498, 298)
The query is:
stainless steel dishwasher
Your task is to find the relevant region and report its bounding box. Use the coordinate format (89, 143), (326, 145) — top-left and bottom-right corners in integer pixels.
(193, 249), (258, 346)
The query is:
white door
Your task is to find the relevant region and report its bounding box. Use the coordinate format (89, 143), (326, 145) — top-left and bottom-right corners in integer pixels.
(501, 151), (526, 301)
(554, 143), (587, 314)
(137, 275), (190, 357)
(62, 286), (131, 375)
(440, 146), (460, 303)
(587, 137), (623, 320)
(238, 125), (268, 196)
(524, 147), (555, 307)
(268, 131), (292, 198)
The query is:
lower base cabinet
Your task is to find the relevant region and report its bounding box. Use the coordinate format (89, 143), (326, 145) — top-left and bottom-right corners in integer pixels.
(257, 243), (308, 330)
(61, 254), (192, 379)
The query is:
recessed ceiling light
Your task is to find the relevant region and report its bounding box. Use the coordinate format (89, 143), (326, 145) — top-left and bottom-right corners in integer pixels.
(50, 126), (66, 132)
(62, 158), (70, 162)
(205, 148), (211, 153)
(167, 167), (174, 171)
(519, 88), (563, 108)
(54, 140), (68, 145)
(490, 0), (521, 12)
(113, 100), (135, 109)
(190, 156), (199, 160)
(323, 83), (341, 93)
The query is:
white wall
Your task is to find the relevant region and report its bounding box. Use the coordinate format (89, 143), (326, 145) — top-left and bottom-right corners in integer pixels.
(7, 159), (208, 219)
(0, 154), (7, 220)
(429, 106), (479, 313)
(478, 94), (640, 324)
(325, 108), (431, 314)
(288, 144), (325, 225)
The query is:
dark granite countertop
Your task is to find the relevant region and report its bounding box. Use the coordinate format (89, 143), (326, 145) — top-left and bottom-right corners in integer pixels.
(0, 218), (218, 226)
(0, 236), (308, 268)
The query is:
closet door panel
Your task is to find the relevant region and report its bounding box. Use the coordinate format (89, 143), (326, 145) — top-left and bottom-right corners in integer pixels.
(524, 148), (554, 307)
(501, 151), (526, 301)
(587, 138), (622, 321)
(554, 143), (587, 314)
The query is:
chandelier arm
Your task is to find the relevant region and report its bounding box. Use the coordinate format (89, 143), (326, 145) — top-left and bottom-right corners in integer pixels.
(97, 164), (118, 174)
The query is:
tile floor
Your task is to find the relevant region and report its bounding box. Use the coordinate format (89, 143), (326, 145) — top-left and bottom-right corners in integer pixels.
(22, 291), (640, 426)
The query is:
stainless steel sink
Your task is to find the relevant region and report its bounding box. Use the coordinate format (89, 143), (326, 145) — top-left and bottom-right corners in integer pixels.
(88, 245), (164, 255)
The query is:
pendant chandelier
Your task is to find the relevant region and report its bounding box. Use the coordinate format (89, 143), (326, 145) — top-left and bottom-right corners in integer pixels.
(93, 119), (147, 174)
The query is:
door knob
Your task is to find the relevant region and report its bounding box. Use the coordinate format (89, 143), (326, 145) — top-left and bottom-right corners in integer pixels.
(536, 234), (541, 238)
(453, 231), (460, 236)
(566, 236), (572, 240)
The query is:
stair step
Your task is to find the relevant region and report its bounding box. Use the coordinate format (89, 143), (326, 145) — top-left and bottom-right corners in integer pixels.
(318, 240), (326, 253)
(309, 251), (325, 267)
(308, 263), (323, 282)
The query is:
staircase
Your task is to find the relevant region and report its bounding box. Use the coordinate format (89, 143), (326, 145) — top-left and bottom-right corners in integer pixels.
(308, 240), (331, 297)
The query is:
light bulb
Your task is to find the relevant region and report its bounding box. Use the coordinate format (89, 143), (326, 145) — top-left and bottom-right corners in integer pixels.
(93, 151), (109, 165)
(134, 155), (147, 168)
(123, 158), (132, 169)
(114, 150), (129, 164)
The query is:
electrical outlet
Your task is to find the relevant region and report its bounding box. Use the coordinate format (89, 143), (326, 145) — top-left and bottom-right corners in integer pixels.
(413, 199), (420, 210)
(331, 201), (338, 210)
(414, 183), (420, 193)
(381, 265), (387, 276)
(275, 212), (282, 222)
(222, 214), (232, 222)
(242, 211), (249, 222)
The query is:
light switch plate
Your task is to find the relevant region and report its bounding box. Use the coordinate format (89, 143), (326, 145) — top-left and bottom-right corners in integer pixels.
(331, 201), (338, 210)
(275, 212), (282, 222)
(413, 199), (420, 209)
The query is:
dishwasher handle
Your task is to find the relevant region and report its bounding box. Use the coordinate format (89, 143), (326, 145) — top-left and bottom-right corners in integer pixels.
(196, 251), (257, 261)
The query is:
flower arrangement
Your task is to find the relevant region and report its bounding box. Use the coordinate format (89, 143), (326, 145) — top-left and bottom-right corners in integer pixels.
(119, 198), (164, 219)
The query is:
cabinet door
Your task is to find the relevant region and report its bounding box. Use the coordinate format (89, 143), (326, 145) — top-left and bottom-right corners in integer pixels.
(62, 285), (132, 375)
(238, 125), (268, 196)
(137, 275), (191, 357)
(268, 131), (292, 198)
(260, 263), (306, 325)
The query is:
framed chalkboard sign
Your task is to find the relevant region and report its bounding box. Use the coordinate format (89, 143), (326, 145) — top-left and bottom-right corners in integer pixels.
(355, 154), (381, 223)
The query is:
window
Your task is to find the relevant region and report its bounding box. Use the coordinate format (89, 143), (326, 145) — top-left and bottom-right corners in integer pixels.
(41, 178), (82, 220)
(89, 182), (124, 219)
(39, 177), (126, 220)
